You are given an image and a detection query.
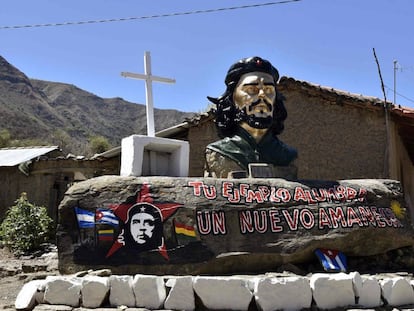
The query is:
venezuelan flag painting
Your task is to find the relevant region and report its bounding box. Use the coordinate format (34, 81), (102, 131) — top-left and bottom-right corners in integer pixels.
(174, 220), (197, 244)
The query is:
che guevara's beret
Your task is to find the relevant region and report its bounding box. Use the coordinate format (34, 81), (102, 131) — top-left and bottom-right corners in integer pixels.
(224, 56), (279, 87)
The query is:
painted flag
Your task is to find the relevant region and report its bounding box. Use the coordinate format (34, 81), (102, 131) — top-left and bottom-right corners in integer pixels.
(95, 208), (119, 226)
(74, 207), (95, 229)
(174, 221), (196, 244)
(98, 229), (114, 241)
(314, 248), (347, 272)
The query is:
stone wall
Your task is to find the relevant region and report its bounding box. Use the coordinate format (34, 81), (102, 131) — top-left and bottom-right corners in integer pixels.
(187, 116), (218, 177)
(278, 78), (387, 180)
(15, 271), (414, 310)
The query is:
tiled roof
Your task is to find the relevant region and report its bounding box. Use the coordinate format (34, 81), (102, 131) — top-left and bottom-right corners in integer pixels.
(278, 76), (386, 109)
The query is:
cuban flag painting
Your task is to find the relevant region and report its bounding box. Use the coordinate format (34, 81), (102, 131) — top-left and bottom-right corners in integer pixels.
(74, 207), (95, 229)
(95, 208), (119, 226)
(314, 248), (347, 272)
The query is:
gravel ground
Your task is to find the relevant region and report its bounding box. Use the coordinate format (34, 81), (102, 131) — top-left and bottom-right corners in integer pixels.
(0, 246), (58, 310)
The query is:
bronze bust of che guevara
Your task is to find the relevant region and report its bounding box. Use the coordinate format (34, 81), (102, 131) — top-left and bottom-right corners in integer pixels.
(204, 56), (298, 179)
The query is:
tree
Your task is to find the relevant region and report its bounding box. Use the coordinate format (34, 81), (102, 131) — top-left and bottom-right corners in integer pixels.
(51, 129), (71, 147)
(89, 135), (111, 154)
(0, 129), (11, 147)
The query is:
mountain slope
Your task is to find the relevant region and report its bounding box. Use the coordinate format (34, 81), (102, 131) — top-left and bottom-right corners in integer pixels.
(0, 56), (66, 138)
(0, 55), (195, 155)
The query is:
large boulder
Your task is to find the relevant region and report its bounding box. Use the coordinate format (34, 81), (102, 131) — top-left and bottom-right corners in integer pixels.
(57, 176), (414, 275)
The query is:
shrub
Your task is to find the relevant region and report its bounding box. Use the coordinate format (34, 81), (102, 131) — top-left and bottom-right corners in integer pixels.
(89, 135), (111, 154)
(0, 193), (54, 255)
(0, 128), (11, 147)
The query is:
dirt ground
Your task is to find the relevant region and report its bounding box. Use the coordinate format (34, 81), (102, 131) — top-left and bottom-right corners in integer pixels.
(0, 246), (59, 310)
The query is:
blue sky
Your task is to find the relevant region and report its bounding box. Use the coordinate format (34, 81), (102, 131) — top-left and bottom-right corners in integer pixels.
(1, 0), (414, 112)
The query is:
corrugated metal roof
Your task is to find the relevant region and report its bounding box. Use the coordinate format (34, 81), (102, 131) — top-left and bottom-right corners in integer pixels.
(0, 146), (60, 167)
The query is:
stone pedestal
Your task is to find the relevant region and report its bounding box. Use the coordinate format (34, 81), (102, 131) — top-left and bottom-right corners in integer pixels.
(57, 176), (414, 275)
(120, 135), (189, 177)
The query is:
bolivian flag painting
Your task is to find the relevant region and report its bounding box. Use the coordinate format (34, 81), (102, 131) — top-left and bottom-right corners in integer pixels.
(174, 220), (197, 245)
(98, 229), (115, 242)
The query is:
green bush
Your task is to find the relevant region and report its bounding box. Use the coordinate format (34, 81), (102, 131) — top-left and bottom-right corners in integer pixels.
(0, 193), (54, 255)
(89, 135), (111, 154)
(0, 128), (11, 147)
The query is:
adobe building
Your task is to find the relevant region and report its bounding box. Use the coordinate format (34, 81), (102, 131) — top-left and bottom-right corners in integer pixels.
(150, 76), (414, 217)
(0, 146), (119, 221)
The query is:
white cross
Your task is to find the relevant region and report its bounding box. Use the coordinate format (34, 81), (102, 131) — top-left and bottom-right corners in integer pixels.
(121, 51), (175, 137)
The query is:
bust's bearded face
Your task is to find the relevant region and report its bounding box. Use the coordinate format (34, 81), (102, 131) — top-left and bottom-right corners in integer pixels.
(233, 72), (276, 129)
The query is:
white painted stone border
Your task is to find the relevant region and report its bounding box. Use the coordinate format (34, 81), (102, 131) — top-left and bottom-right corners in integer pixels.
(15, 272), (414, 310)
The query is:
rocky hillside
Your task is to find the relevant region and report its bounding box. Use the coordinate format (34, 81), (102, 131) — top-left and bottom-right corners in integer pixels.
(0, 55), (195, 155)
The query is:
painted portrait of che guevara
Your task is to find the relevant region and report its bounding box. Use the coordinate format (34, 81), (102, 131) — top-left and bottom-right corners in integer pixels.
(123, 202), (164, 252)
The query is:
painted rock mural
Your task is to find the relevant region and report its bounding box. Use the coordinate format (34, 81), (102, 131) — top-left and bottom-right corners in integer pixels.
(57, 175), (414, 275)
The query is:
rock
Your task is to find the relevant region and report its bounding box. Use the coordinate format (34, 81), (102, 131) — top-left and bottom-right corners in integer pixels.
(43, 276), (81, 307)
(32, 304), (73, 310)
(42, 252), (58, 272)
(81, 275), (109, 308)
(21, 264), (48, 273)
(310, 273), (356, 309)
(109, 275), (135, 307)
(350, 271), (362, 298)
(132, 274), (166, 309)
(57, 176), (414, 275)
(349, 271), (383, 308)
(380, 277), (414, 306)
(15, 279), (46, 310)
(164, 276), (195, 311)
(358, 277), (382, 308)
(74, 270), (91, 277)
(254, 276), (312, 311)
(193, 276), (253, 310)
(88, 268), (112, 277)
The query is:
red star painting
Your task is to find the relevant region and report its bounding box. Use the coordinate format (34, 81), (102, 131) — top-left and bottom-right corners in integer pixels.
(105, 183), (182, 260)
